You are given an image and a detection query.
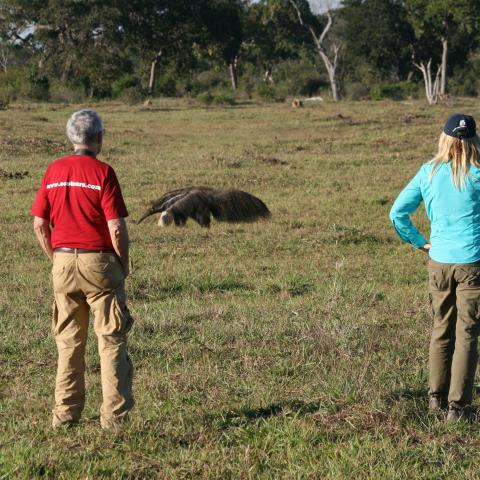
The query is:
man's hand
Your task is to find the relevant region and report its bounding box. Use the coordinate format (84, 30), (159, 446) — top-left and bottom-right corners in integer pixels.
(33, 216), (53, 262)
(107, 217), (129, 277)
(420, 243), (431, 254)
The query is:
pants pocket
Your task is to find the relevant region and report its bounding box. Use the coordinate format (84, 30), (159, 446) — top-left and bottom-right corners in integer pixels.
(81, 254), (124, 292)
(115, 301), (134, 335)
(98, 294), (134, 337)
(428, 269), (449, 291)
(457, 267), (480, 287)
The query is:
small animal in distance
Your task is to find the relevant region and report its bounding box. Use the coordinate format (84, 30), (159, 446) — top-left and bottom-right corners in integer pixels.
(137, 186), (271, 228)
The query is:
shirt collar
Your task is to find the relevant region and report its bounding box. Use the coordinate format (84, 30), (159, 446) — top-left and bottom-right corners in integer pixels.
(74, 149), (96, 158)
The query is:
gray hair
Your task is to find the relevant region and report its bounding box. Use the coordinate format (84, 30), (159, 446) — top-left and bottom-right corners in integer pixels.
(66, 109), (104, 145)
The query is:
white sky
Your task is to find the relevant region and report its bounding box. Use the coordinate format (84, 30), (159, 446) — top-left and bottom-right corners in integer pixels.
(250, 0), (341, 13)
(308, 0), (341, 13)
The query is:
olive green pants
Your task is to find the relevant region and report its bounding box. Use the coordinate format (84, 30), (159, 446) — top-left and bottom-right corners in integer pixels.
(428, 259), (480, 408)
(51, 251), (134, 428)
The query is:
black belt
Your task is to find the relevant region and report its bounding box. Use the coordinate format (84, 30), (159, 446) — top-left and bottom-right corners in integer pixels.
(54, 248), (114, 254)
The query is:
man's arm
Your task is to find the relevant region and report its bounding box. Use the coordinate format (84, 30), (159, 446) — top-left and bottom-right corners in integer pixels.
(108, 217), (129, 277)
(33, 216), (53, 262)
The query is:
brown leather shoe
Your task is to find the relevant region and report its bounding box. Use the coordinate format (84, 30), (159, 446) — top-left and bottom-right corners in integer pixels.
(446, 406), (474, 422)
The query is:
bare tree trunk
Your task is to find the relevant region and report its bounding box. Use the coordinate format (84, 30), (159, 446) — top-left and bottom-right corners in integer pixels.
(228, 58), (238, 91)
(289, 1), (341, 101)
(148, 50), (162, 96)
(414, 58), (441, 105)
(264, 68), (274, 84)
(61, 56), (72, 83)
(316, 44), (339, 102)
(0, 46), (8, 73)
(440, 34), (448, 96)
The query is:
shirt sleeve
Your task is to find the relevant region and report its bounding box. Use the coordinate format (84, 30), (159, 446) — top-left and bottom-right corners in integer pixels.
(101, 166), (129, 220)
(31, 172), (50, 219)
(389, 166), (428, 249)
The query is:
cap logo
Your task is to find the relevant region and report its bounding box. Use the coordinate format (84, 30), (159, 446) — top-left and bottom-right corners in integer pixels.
(453, 119), (468, 134)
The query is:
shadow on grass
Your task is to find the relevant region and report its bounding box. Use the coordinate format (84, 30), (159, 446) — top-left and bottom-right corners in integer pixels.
(384, 387), (428, 406)
(193, 276), (250, 293)
(139, 106), (185, 113)
(205, 400), (322, 430)
(130, 275), (251, 301)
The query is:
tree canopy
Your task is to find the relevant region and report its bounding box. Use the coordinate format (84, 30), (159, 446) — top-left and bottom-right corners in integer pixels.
(1, 0), (480, 103)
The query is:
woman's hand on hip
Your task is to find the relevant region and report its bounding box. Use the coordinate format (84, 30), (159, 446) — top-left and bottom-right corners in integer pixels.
(420, 243), (431, 254)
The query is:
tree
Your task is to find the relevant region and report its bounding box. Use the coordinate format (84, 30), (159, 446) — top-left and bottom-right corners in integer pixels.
(199, 0), (245, 91)
(341, 0), (414, 84)
(243, 0), (311, 84)
(122, 0), (198, 96)
(123, 0), (243, 95)
(405, 0), (480, 99)
(0, 35), (11, 73)
(287, 0), (341, 101)
(1, 0), (132, 95)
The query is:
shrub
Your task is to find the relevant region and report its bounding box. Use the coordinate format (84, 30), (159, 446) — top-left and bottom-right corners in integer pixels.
(449, 56), (480, 97)
(91, 84), (112, 99)
(299, 78), (325, 97)
(370, 81), (418, 100)
(49, 82), (87, 103)
(155, 74), (177, 97)
(0, 69), (25, 102)
(256, 83), (285, 103)
(119, 87), (144, 104)
(196, 91), (214, 106)
(28, 69), (50, 101)
(111, 73), (141, 98)
(243, 76), (255, 99)
(188, 70), (229, 95)
(0, 95), (9, 110)
(270, 59), (326, 97)
(344, 82), (370, 101)
(212, 91), (236, 105)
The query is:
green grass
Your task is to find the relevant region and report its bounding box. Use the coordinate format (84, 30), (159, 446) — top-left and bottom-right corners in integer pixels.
(2, 98), (480, 478)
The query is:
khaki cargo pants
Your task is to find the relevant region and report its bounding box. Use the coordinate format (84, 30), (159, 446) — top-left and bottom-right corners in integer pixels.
(428, 259), (480, 408)
(51, 251), (134, 428)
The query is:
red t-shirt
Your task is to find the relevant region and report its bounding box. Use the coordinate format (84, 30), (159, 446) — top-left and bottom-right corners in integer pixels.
(31, 154), (128, 250)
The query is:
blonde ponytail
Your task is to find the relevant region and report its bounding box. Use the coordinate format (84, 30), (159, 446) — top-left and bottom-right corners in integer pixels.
(430, 132), (480, 188)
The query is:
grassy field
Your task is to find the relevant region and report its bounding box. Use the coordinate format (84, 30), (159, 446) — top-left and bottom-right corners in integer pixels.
(2, 97), (480, 478)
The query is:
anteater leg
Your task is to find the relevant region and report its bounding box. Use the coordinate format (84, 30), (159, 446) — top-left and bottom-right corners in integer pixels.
(195, 209), (211, 228)
(158, 211), (174, 226)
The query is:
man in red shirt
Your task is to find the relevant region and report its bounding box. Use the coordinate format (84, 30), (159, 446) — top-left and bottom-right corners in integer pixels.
(31, 109), (134, 429)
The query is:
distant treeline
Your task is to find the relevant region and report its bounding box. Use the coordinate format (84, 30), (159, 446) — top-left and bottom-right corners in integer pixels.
(0, 0), (479, 105)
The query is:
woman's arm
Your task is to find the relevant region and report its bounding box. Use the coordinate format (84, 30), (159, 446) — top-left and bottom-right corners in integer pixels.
(389, 168), (429, 249)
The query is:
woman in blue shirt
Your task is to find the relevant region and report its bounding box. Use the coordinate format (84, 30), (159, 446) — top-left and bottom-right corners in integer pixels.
(390, 113), (480, 421)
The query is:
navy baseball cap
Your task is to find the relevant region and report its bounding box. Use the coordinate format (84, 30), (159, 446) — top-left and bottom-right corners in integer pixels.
(443, 113), (476, 139)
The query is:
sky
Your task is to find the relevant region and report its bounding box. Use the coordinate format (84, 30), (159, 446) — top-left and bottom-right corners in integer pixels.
(307, 0), (341, 13)
(250, 0), (341, 13)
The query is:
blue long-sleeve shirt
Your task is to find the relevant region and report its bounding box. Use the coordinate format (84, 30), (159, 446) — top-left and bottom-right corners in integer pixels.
(390, 161), (480, 264)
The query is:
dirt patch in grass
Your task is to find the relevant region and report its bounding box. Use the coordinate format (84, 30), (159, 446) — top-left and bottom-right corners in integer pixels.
(0, 135), (68, 155)
(0, 168), (29, 179)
